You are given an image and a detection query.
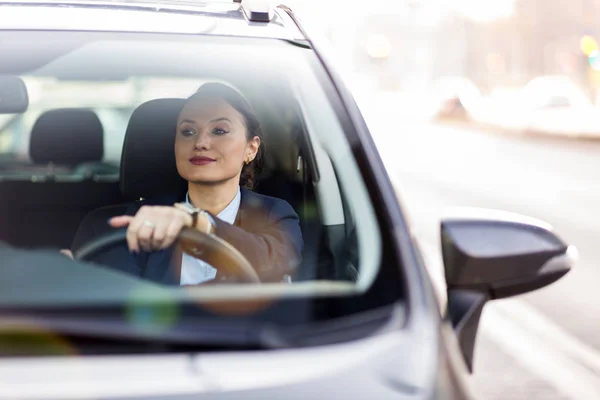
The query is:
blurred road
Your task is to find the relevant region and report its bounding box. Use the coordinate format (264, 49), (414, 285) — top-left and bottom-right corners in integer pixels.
(357, 92), (600, 398)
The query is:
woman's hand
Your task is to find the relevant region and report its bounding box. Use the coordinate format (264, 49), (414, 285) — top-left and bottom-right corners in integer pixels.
(60, 249), (74, 259)
(109, 206), (195, 253)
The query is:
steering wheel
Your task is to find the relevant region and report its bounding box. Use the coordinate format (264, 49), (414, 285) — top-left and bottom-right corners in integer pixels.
(74, 227), (260, 284)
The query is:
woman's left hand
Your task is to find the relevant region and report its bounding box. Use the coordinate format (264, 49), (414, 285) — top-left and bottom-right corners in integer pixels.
(109, 206), (195, 253)
(60, 249), (74, 259)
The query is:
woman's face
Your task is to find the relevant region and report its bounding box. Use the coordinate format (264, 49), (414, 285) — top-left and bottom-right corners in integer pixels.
(175, 96), (260, 186)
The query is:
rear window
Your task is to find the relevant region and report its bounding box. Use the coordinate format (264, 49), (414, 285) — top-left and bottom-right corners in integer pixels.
(0, 78), (212, 163)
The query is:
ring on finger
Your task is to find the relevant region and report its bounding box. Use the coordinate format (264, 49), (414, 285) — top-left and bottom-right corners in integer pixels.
(143, 220), (156, 229)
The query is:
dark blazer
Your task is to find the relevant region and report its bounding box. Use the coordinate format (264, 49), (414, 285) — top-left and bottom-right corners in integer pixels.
(94, 188), (303, 285)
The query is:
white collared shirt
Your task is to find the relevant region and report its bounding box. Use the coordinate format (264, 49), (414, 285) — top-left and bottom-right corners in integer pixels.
(180, 187), (241, 285)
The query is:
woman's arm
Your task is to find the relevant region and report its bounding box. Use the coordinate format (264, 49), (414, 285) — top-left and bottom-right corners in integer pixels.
(107, 198), (303, 283)
(211, 200), (303, 282)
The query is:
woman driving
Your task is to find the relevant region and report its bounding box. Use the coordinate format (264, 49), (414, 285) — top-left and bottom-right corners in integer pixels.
(81, 83), (303, 285)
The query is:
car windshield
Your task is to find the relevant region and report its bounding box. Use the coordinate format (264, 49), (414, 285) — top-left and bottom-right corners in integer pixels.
(0, 21), (399, 340)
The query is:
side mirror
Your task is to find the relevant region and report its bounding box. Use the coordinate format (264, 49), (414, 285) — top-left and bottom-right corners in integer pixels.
(441, 208), (575, 372)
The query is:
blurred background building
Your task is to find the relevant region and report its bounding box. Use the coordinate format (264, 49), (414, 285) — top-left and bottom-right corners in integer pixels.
(288, 0), (600, 101)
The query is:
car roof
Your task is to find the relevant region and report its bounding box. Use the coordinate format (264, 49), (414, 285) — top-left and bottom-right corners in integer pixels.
(0, 0), (305, 40)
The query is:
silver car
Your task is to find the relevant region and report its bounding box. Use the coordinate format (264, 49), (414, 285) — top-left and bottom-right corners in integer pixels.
(0, 1), (574, 399)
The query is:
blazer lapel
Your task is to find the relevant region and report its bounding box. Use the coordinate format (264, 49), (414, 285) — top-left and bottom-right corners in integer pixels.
(234, 195), (245, 227)
(235, 187), (257, 229)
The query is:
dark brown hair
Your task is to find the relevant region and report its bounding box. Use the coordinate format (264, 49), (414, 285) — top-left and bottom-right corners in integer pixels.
(185, 82), (265, 189)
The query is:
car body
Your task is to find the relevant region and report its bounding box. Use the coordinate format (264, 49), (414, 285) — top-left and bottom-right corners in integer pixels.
(0, 1), (574, 399)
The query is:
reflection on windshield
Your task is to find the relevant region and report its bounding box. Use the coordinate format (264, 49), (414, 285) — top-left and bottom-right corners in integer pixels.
(0, 33), (386, 314)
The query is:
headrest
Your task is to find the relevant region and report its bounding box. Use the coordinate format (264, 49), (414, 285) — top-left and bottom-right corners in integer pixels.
(29, 108), (103, 165)
(120, 98), (187, 200)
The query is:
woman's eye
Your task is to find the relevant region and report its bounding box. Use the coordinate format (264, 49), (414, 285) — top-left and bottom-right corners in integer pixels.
(213, 128), (228, 136)
(180, 129), (195, 137)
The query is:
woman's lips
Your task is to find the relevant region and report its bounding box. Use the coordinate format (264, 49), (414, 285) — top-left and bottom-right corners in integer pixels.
(189, 156), (216, 166)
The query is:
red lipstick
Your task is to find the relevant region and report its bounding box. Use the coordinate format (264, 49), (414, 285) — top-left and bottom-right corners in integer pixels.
(189, 156), (216, 166)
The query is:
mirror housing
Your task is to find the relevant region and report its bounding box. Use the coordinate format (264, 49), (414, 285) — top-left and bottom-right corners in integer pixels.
(442, 208), (574, 299)
(0, 76), (28, 114)
(441, 208), (575, 372)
